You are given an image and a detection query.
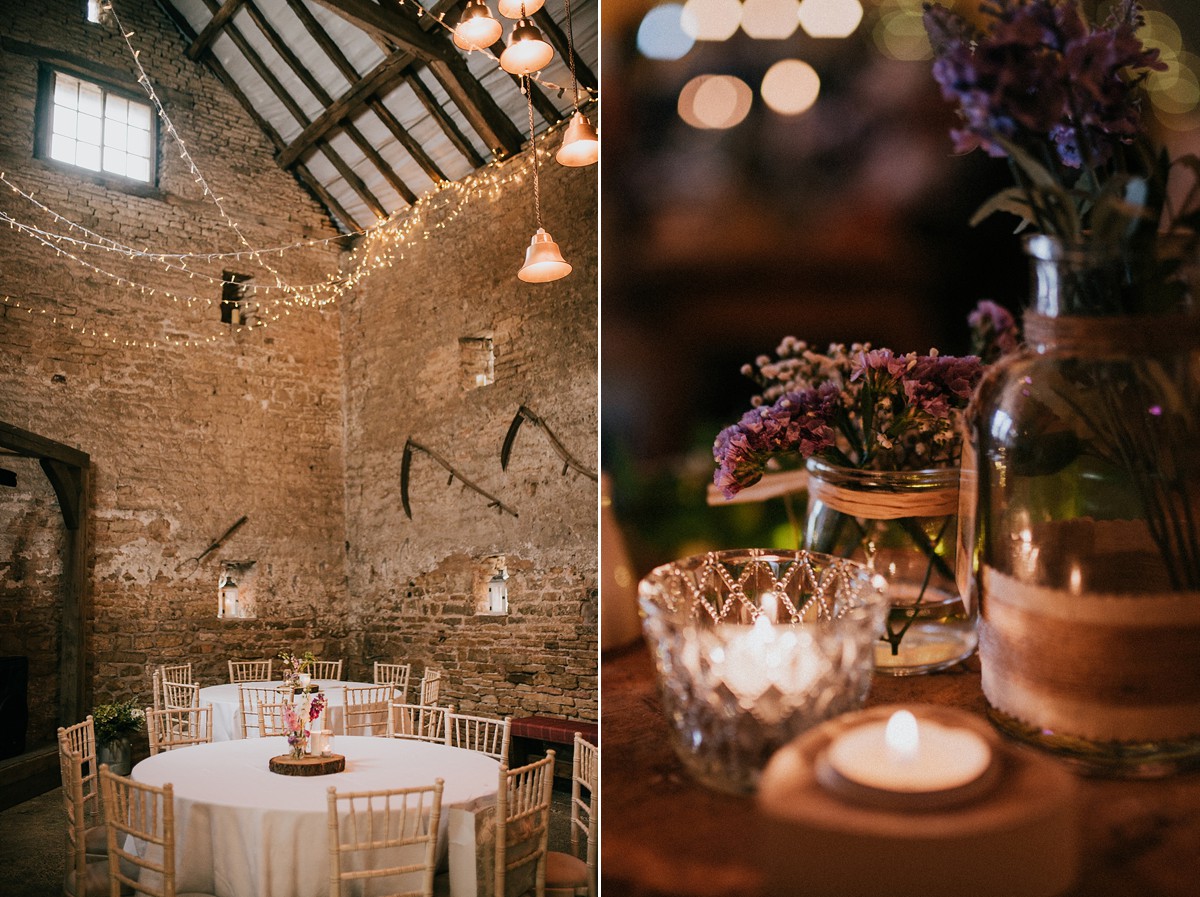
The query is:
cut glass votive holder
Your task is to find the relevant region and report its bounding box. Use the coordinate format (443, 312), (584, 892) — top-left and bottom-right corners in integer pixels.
(639, 549), (888, 794)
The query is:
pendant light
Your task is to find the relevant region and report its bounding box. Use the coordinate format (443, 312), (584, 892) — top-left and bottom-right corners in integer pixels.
(555, 0), (598, 166)
(500, 4), (554, 75)
(454, 0), (503, 50)
(498, 0), (543, 17)
(518, 79), (571, 283)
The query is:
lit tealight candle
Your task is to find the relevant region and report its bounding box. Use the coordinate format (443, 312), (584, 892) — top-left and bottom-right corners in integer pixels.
(825, 708), (992, 795)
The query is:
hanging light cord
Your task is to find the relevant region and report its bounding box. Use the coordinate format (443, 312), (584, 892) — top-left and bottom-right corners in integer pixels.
(526, 77), (543, 230)
(564, 0), (580, 110)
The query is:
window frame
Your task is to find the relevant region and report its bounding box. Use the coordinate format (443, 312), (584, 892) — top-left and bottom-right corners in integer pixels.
(35, 62), (159, 189)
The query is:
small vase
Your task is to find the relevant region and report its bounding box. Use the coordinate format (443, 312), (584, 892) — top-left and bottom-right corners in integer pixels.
(967, 234), (1200, 775)
(97, 738), (132, 775)
(803, 458), (975, 675)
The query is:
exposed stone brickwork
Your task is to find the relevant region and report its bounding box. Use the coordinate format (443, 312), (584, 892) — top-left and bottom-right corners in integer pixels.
(341, 158), (599, 722)
(0, 0), (597, 750)
(0, 0), (349, 743)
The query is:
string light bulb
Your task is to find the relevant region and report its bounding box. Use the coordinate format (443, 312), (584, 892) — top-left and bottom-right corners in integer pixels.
(501, 16), (554, 74)
(556, 111), (598, 166)
(518, 77), (571, 283)
(454, 0), (503, 50)
(498, 0), (543, 17)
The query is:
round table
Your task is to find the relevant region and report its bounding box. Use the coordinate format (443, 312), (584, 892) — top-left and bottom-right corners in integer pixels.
(199, 680), (385, 741)
(132, 735), (499, 897)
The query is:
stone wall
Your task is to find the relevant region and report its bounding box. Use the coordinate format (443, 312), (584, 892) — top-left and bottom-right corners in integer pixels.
(0, 0), (598, 747)
(341, 158), (599, 721)
(0, 0), (348, 745)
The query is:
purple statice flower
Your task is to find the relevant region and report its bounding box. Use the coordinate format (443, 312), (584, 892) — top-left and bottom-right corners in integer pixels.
(852, 348), (910, 384)
(903, 354), (984, 418)
(713, 383), (839, 498)
(968, 300), (1021, 363)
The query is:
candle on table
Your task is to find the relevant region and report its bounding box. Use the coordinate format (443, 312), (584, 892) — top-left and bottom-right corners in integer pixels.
(298, 673), (311, 689)
(713, 592), (821, 701)
(824, 708), (993, 794)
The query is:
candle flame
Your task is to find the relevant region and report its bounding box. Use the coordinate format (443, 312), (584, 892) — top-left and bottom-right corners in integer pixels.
(884, 710), (919, 760)
(760, 591), (778, 624)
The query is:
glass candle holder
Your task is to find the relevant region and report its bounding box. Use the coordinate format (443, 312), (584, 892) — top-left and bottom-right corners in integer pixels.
(639, 549), (888, 794)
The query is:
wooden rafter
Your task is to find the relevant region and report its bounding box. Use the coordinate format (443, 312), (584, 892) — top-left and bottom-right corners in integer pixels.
(157, 0), (356, 230)
(277, 49), (412, 169)
(533, 8), (596, 95)
(240, 0), (419, 208)
(366, 97), (447, 184)
(192, 0), (389, 222)
(284, 0), (361, 84)
(186, 0), (245, 60)
(311, 0), (524, 156)
(406, 71), (485, 168)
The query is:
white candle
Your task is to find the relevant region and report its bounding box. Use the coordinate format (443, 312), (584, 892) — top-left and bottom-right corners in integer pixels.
(712, 599), (820, 701)
(826, 709), (992, 793)
(298, 673), (311, 689)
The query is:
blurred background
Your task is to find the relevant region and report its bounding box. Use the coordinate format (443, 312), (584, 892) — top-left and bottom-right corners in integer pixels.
(600, 0), (1200, 581)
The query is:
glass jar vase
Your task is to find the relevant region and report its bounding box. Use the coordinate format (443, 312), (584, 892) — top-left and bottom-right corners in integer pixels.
(802, 458), (975, 675)
(966, 234), (1200, 775)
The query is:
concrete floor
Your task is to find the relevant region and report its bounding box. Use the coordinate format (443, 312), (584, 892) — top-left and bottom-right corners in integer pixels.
(0, 779), (576, 897)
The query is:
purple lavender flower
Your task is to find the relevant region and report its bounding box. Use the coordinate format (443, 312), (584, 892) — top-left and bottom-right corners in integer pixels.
(903, 355), (984, 418)
(712, 383), (839, 498)
(969, 300), (1021, 362)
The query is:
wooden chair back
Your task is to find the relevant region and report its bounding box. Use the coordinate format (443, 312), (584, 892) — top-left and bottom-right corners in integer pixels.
(238, 685), (281, 738)
(449, 712), (511, 762)
(228, 659), (272, 683)
(418, 669), (442, 706)
(161, 681), (199, 710)
(257, 702), (291, 737)
(158, 663), (193, 685)
(309, 659), (343, 681)
(570, 734), (598, 895)
(146, 706), (213, 755)
(325, 780), (444, 897)
(497, 752), (555, 897)
(59, 748), (94, 892)
(373, 662), (412, 700)
(342, 685), (393, 736)
(386, 702), (451, 744)
(98, 766), (194, 897)
(58, 716), (99, 828)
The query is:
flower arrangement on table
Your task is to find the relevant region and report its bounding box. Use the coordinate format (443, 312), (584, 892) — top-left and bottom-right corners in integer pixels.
(713, 340), (985, 499)
(711, 324), (1004, 663)
(282, 690), (327, 760)
(92, 698), (146, 747)
(923, 0), (1200, 314)
(278, 650), (318, 693)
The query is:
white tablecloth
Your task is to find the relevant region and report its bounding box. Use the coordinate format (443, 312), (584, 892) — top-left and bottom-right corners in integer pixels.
(131, 736), (498, 897)
(200, 680), (386, 741)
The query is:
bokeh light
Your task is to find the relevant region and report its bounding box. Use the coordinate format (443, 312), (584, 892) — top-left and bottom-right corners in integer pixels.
(678, 74), (753, 129)
(637, 4), (695, 60)
(872, 0), (932, 61)
(680, 0), (743, 42)
(761, 59), (821, 115)
(797, 0), (863, 39)
(740, 0), (800, 40)
(1151, 51), (1200, 115)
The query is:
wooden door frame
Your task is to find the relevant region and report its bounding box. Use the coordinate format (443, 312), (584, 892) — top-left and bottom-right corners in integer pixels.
(0, 420), (90, 809)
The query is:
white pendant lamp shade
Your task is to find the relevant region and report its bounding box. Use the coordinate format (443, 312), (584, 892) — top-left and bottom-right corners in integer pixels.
(518, 228), (571, 282)
(454, 0), (503, 50)
(500, 19), (555, 74)
(498, 0), (544, 17)
(556, 111), (598, 166)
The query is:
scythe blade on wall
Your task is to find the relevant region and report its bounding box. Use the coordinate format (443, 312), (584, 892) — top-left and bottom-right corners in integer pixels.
(500, 405), (598, 481)
(400, 437), (518, 520)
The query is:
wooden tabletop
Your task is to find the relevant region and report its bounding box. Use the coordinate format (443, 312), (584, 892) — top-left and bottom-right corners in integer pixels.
(601, 643), (1200, 897)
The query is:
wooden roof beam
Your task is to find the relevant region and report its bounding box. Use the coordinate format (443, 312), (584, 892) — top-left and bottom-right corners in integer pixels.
(316, 140), (389, 219)
(366, 97), (448, 184)
(534, 8), (596, 95)
(186, 0), (246, 61)
(283, 0), (362, 85)
(343, 127), (419, 205)
(405, 71), (485, 169)
(309, 0), (447, 64)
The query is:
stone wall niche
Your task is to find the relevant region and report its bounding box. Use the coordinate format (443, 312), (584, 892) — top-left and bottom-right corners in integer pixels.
(218, 561), (258, 620)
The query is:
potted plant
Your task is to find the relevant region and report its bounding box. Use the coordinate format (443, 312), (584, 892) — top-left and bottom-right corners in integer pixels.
(92, 698), (145, 775)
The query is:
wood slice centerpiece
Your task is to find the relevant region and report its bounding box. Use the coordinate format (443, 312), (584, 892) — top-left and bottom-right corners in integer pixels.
(269, 753), (345, 776)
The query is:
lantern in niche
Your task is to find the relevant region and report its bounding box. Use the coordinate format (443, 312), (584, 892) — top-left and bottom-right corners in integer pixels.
(488, 569), (509, 614)
(218, 572), (239, 619)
